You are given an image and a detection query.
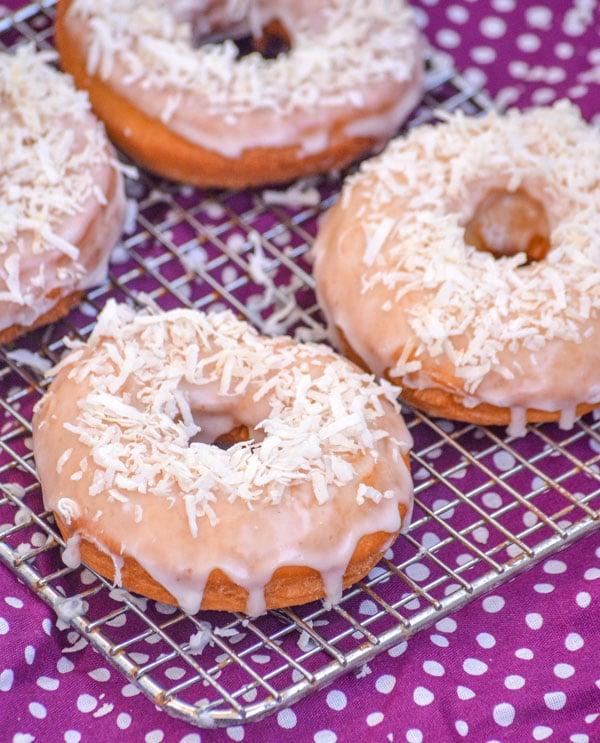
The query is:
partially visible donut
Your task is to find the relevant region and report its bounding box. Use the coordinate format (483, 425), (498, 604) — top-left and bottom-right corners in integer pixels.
(312, 102), (600, 436)
(0, 45), (126, 344)
(54, 0), (424, 189)
(32, 301), (413, 615)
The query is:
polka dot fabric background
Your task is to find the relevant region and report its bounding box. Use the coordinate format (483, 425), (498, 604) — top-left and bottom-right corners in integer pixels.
(2, 1), (600, 742)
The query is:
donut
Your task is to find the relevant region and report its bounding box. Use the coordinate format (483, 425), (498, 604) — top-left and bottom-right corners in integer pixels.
(54, 0), (424, 189)
(311, 101), (600, 436)
(32, 301), (413, 615)
(0, 45), (126, 345)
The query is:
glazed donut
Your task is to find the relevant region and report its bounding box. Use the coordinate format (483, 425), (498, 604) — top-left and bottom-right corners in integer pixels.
(54, 0), (424, 189)
(32, 301), (413, 615)
(312, 101), (600, 436)
(0, 45), (126, 345)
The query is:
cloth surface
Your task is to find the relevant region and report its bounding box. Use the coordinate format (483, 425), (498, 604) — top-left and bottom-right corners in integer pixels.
(1, 1), (599, 742)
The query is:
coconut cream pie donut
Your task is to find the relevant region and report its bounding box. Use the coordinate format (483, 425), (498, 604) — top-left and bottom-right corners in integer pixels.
(312, 101), (600, 436)
(0, 45), (126, 344)
(54, 0), (424, 188)
(32, 301), (413, 615)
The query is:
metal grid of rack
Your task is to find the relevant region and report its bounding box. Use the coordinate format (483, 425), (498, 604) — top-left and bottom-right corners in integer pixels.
(1, 1), (599, 729)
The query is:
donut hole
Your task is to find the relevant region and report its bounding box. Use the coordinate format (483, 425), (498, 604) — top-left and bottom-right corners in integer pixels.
(192, 16), (292, 60)
(252, 19), (292, 59)
(213, 424), (252, 450)
(464, 188), (551, 263)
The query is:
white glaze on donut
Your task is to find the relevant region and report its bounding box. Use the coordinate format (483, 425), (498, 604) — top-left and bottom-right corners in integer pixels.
(0, 45), (126, 338)
(312, 101), (600, 434)
(33, 301), (413, 615)
(61, 0), (424, 159)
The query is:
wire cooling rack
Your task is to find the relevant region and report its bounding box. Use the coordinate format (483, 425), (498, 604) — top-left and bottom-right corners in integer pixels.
(1, 1), (600, 729)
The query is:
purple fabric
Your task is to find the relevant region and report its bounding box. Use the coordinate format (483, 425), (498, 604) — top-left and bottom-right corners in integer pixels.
(1, 2), (600, 742)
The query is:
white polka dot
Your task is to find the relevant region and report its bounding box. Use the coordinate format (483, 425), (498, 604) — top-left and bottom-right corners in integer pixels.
(526, 6), (553, 29)
(495, 452), (517, 475)
(226, 727), (244, 742)
(5, 596), (24, 609)
(88, 668), (111, 682)
(406, 562), (430, 582)
(457, 685), (475, 700)
(544, 559), (567, 575)
(544, 691), (567, 710)
(584, 568), (600, 580)
(375, 674), (396, 694)
(515, 648), (534, 660)
(179, 736), (201, 743)
(413, 686), (434, 706)
(482, 492), (502, 509)
(430, 634), (449, 648)
(570, 735), (589, 743)
(121, 683), (141, 697)
(359, 600), (378, 616)
(406, 730), (423, 743)
(565, 632), (584, 651)
(388, 641), (408, 658)
(476, 633), (496, 649)
(492, 0), (515, 10)
(435, 617), (457, 633)
(508, 60), (530, 80)
(77, 694), (97, 713)
(455, 720), (469, 737)
(534, 583), (555, 594)
(145, 732), (164, 743)
(366, 712), (383, 727)
(517, 33), (541, 52)
(64, 731), (82, 743)
(36, 676), (59, 691)
(463, 658), (488, 676)
(493, 702), (515, 727)
(526, 613), (543, 630)
(57, 658), (74, 674)
(277, 708), (297, 729)
(436, 28), (461, 49)
(482, 595), (505, 613)
(546, 67), (567, 84)
(480, 16), (507, 40)
(0, 617), (9, 635)
(447, 5), (469, 23)
(555, 41), (574, 59)
(117, 713), (131, 730)
(471, 46), (497, 65)
(554, 663), (575, 679)
(533, 726), (553, 741)
(421, 532), (440, 549)
(532, 88), (556, 105)
(505, 675), (526, 690)
(0, 669), (14, 692)
(165, 667), (186, 681)
(433, 498), (454, 518)
(423, 660), (445, 677)
(326, 690), (346, 711)
(28, 702), (47, 720)
(314, 731), (337, 743)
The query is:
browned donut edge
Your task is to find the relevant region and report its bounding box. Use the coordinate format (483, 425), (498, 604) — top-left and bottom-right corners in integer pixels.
(55, 0), (387, 189)
(334, 325), (600, 428)
(0, 290), (84, 345)
(54, 502), (409, 613)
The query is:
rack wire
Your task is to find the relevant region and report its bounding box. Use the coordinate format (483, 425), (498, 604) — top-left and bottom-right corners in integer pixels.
(1, 1), (599, 729)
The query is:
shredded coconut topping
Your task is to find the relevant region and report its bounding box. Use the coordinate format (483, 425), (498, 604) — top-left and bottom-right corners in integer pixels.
(69, 0), (419, 112)
(0, 44), (125, 334)
(48, 301), (410, 530)
(337, 101), (600, 394)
